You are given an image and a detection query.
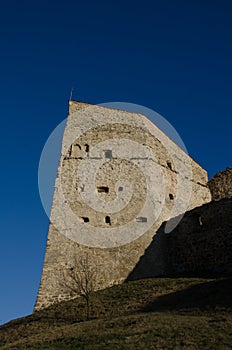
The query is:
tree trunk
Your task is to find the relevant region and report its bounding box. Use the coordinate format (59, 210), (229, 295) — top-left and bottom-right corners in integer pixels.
(86, 296), (90, 320)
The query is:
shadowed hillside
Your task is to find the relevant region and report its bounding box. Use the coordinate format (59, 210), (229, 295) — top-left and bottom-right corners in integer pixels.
(0, 277), (231, 349)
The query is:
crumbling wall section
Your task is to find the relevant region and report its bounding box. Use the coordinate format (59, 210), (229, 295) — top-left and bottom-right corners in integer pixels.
(208, 168), (232, 200)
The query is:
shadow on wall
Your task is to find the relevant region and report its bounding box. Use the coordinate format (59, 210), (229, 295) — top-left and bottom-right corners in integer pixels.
(126, 199), (232, 282)
(126, 211), (204, 281)
(126, 225), (169, 281)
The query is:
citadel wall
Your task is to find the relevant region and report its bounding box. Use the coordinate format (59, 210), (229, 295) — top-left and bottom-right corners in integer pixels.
(127, 199), (232, 280)
(208, 168), (232, 200)
(35, 101), (211, 310)
(166, 198), (232, 276)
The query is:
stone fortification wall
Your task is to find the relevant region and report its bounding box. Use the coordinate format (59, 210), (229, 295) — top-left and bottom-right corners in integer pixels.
(208, 168), (232, 200)
(127, 199), (232, 280)
(166, 199), (232, 275)
(35, 101), (211, 310)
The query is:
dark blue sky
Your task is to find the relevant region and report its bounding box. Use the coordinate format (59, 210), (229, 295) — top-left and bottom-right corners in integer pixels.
(0, 0), (231, 324)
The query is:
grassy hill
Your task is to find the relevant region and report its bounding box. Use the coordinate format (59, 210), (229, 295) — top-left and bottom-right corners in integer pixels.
(0, 277), (232, 349)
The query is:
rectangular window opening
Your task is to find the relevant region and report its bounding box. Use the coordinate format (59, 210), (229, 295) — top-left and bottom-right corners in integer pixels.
(97, 186), (109, 193)
(136, 217), (147, 223)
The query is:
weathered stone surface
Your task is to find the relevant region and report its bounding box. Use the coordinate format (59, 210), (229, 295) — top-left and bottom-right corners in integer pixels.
(165, 199), (232, 275)
(127, 199), (232, 280)
(208, 168), (232, 200)
(35, 101), (211, 310)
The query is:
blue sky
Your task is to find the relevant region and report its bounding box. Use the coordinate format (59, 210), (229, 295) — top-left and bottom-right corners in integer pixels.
(0, 0), (231, 325)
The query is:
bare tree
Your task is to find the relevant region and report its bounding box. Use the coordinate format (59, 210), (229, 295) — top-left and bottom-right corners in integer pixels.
(62, 253), (97, 320)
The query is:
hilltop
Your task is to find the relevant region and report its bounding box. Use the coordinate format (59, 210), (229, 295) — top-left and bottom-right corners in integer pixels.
(0, 277), (232, 349)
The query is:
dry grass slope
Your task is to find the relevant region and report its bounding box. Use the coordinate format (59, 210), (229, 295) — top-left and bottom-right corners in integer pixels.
(0, 277), (232, 349)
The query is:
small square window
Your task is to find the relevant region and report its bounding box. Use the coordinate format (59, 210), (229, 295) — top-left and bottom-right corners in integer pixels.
(104, 150), (112, 159)
(81, 217), (89, 223)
